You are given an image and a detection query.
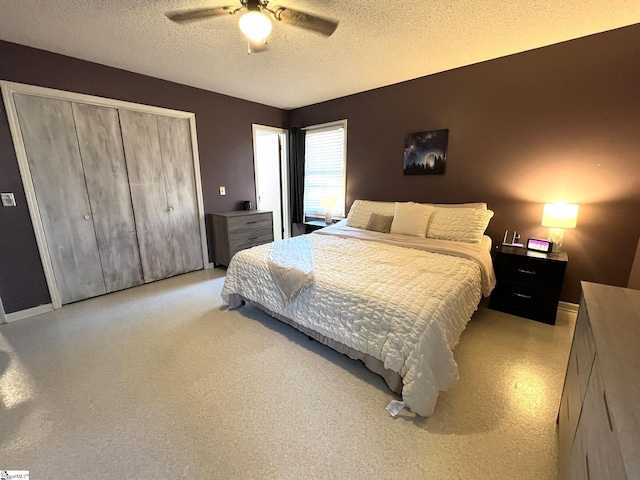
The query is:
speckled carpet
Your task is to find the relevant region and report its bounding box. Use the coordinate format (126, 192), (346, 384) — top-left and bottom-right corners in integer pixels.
(0, 268), (573, 479)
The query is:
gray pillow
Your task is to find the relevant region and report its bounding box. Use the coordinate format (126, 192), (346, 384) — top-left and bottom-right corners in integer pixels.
(365, 213), (394, 233)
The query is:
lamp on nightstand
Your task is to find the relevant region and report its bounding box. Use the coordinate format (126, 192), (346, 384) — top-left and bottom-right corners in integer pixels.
(321, 194), (336, 225)
(542, 203), (579, 253)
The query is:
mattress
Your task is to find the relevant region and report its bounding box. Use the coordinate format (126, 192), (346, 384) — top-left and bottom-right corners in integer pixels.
(221, 225), (495, 416)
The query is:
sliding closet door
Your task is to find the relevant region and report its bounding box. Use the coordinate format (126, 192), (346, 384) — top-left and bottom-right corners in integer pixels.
(72, 103), (144, 293)
(119, 109), (176, 282)
(13, 94), (106, 304)
(157, 116), (204, 274)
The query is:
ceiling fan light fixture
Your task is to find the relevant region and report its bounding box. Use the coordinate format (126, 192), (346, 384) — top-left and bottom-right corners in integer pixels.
(239, 10), (272, 41)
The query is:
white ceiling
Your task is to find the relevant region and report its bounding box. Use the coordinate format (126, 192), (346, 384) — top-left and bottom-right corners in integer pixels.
(1, 1), (639, 110)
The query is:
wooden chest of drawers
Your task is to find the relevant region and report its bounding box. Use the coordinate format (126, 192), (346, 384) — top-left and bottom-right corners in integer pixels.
(208, 210), (273, 267)
(557, 282), (640, 479)
(488, 246), (568, 324)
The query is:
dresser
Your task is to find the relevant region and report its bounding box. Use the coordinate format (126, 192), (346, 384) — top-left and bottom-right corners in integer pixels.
(488, 246), (568, 324)
(208, 211), (274, 267)
(557, 282), (640, 479)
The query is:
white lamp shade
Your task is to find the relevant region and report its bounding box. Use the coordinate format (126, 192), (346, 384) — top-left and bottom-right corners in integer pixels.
(321, 195), (337, 210)
(542, 203), (579, 229)
(239, 11), (272, 41)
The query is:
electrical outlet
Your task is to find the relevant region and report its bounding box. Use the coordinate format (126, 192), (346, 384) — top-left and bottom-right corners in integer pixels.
(219, 186), (226, 196)
(1, 192), (16, 207)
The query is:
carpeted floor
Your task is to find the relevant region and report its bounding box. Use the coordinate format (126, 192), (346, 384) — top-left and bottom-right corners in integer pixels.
(0, 268), (574, 479)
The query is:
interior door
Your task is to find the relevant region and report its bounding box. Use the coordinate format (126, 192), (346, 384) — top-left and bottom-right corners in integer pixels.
(14, 94), (106, 304)
(253, 125), (289, 240)
(119, 109), (176, 282)
(72, 102), (144, 293)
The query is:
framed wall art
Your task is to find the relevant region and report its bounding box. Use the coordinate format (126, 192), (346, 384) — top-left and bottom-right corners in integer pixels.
(403, 129), (449, 175)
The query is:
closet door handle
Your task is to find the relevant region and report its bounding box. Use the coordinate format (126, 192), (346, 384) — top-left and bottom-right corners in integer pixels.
(168, 207), (174, 213)
(83, 214), (91, 220)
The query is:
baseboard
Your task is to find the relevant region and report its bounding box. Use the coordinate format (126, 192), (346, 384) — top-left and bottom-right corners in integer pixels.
(558, 301), (579, 313)
(5, 303), (54, 323)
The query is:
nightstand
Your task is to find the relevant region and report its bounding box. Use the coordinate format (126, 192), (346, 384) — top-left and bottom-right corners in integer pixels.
(303, 220), (330, 233)
(488, 245), (568, 325)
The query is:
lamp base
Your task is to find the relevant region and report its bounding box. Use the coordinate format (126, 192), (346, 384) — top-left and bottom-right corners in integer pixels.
(324, 210), (333, 225)
(548, 228), (565, 253)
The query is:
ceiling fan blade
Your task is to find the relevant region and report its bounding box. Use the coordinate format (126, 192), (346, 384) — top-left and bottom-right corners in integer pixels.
(271, 6), (339, 37)
(166, 6), (237, 24)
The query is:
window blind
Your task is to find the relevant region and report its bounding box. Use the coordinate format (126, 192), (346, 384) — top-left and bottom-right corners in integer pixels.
(303, 121), (346, 219)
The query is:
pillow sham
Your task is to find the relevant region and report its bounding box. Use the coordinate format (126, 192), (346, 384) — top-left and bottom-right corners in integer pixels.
(365, 213), (394, 233)
(390, 202), (434, 237)
(346, 200), (395, 229)
(427, 208), (494, 244)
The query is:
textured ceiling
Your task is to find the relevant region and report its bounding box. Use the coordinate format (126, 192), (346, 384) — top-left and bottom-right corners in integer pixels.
(1, 1), (639, 109)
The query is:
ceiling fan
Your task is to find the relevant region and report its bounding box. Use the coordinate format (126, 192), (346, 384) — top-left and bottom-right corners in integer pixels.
(166, 0), (339, 53)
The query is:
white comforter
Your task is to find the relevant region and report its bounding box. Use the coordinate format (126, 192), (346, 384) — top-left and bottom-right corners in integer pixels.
(221, 227), (495, 417)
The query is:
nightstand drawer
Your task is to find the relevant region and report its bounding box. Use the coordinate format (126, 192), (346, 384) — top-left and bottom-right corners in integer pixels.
(491, 281), (561, 314)
(494, 254), (566, 290)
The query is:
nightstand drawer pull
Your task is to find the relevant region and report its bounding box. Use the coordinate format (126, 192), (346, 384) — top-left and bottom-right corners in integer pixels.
(514, 292), (532, 299)
(517, 268), (537, 275)
(247, 236), (258, 241)
(246, 221), (258, 224)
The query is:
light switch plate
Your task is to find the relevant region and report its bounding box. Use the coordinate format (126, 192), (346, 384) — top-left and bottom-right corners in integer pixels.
(219, 186), (226, 196)
(1, 192), (16, 207)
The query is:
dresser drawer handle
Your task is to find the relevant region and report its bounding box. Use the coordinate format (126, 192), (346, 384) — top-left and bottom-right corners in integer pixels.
(603, 391), (614, 432)
(514, 292), (532, 299)
(517, 268), (536, 275)
(248, 236), (258, 241)
(246, 221), (258, 224)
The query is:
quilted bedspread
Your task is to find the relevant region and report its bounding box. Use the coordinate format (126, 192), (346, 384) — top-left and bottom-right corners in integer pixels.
(221, 229), (494, 417)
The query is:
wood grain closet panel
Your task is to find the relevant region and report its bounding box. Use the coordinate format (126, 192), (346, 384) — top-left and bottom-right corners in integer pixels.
(72, 103), (144, 292)
(119, 109), (175, 282)
(13, 94), (106, 304)
(156, 116), (203, 274)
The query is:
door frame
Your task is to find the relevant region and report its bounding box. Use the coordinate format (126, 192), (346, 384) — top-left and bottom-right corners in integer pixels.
(252, 124), (290, 239)
(1, 80), (211, 310)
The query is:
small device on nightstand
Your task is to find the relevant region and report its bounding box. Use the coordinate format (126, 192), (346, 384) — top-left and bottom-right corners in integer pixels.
(502, 230), (522, 247)
(489, 245), (568, 325)
(527, 238), (553, 253)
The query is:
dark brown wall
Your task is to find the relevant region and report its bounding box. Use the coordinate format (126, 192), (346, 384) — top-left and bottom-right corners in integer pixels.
(289, 24), (640, 303)
(0, 40), (286, 313)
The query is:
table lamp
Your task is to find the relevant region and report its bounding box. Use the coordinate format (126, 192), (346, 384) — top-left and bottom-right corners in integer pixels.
(542, 203), (579, 252)
(321, 195), (336, 225)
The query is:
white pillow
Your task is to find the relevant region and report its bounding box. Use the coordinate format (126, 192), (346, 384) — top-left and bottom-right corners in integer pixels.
(346, 199), (487, 229)
(427, 208), (495, 244)
(346, 200), (395, 229)
(390, 202), (434, 237)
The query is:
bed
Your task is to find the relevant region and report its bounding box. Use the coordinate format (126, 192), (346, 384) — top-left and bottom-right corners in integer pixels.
(221, 200), (496, 417)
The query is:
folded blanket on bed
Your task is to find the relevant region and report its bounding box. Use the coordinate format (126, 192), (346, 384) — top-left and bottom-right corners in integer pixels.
(268, 236), (314, 304)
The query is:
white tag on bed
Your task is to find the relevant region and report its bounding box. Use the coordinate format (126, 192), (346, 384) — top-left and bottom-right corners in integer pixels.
(386, 400), (406, 417)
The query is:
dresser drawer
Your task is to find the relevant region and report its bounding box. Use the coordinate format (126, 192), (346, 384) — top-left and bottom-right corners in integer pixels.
(494, 253), (566, 290)
(580, 357), (627, 480)
(227, 212), (273, 233)
(229, 227), (273, 252)
(573, 300), (596, 400)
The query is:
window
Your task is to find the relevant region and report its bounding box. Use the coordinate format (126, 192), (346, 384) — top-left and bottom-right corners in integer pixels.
(303, 120), (347, 220)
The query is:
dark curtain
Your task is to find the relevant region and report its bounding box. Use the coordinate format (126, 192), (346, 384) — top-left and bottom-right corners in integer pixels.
(289, 127), (306, 224)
